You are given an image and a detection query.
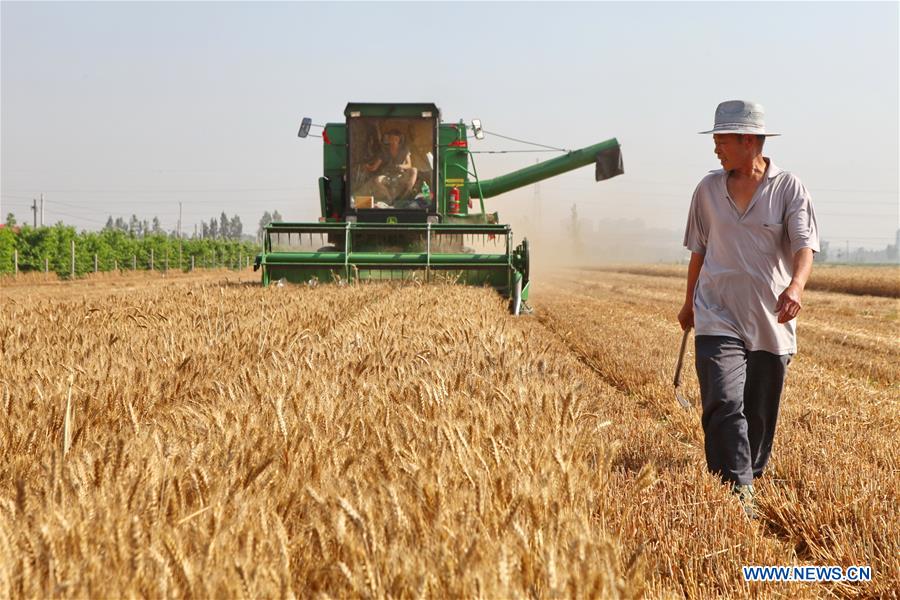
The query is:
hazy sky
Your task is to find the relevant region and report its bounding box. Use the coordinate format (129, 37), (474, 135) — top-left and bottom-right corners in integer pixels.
(2, 1), (898, 250)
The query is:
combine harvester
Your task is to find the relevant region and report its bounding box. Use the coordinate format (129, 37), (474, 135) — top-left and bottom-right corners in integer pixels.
(255, 103), (623, 314)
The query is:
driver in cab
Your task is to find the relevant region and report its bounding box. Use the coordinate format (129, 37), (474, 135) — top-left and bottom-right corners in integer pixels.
(364, 129), (418, 205)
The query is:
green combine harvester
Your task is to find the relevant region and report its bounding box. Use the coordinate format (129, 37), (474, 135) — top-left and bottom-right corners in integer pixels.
(255, 103), (623, 314)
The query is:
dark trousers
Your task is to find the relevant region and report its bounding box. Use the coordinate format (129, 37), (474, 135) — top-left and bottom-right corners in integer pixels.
(695, 336), (790, 486)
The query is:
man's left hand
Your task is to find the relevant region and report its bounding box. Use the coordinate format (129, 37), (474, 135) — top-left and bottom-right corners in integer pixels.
(775, 283), (803, 323)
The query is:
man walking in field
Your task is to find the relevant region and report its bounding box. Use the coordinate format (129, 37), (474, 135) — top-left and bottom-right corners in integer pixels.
(678, 100), (819, 518)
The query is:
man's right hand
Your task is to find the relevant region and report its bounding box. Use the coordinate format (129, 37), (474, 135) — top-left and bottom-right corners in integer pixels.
(678, 302), (694, 331)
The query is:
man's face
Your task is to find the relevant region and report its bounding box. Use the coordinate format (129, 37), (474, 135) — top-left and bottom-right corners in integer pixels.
(386, 134), (401, 152)
(713, 134), (753, 170)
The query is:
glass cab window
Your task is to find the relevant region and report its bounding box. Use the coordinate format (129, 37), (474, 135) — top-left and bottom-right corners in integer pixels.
(348, 117), (435, 210)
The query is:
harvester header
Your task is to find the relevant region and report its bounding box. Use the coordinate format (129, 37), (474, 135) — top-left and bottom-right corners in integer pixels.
(256, 102), (624, 313)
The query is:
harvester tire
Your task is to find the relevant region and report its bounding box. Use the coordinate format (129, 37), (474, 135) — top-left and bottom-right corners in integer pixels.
(521, 238), (530, 287)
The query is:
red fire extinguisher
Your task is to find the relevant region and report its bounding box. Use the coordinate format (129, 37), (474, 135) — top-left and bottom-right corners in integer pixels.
(449, 187), (460, 214)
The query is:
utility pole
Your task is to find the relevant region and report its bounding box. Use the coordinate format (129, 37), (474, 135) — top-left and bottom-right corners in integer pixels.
(31, 198), (38, 227)
(178, 201), (182, 239)
(40, 193), (44, 226)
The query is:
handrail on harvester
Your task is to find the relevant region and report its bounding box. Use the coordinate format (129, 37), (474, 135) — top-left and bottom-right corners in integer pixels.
(264, 222), (511, 234)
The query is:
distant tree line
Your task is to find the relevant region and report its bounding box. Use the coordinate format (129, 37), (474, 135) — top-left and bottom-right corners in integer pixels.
(7, 207), (284, 243)
(257, 210), (283, 241)
(103, 211), (245, 241)
(1, 221), (259, 277)
(1, 207), (301, 276)
(100, 208), (289, 242)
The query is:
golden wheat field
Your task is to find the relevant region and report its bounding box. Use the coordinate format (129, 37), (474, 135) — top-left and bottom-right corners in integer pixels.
(0, 266), (897, 599)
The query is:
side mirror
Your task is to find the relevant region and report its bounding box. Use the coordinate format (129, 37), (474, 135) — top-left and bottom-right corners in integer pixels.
(297, 117), (312, 138)
(472, 119), (484, 140)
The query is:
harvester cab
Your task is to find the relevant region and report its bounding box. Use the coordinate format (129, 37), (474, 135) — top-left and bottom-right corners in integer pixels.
(257, 102), (624, 314)
(345, 105), (438, 217)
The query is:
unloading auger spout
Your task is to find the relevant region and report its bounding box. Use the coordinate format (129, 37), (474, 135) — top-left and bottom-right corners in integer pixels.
(466, 138), (624, 199)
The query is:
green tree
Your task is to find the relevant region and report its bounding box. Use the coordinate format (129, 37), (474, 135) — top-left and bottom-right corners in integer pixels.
(229, 215), (243, 240)
(0, 226), (16, 274)
(257, 211), (272, 241)
(219, 212), (230, 239)
(19, 225), (54, 272)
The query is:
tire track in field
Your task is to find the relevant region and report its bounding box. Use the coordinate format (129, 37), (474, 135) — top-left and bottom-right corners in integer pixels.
(531, 292), (700, 444)
(534, 308), (636, 397)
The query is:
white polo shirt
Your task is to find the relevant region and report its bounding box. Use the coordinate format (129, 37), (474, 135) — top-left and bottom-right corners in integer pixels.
(683, 159), (820, 355)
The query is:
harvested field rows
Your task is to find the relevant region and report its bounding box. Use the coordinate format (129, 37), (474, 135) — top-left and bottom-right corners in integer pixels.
(535, 270), (898, 598)
(584, 264), (900, 299)
(0, 269), (897, 598)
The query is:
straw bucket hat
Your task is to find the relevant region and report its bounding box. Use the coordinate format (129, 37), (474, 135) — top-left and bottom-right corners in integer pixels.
(699, 100), (780, 136)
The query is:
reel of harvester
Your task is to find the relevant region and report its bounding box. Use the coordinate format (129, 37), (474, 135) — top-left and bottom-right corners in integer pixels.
(257, 222), (530, 306)
(255, 102), (621, 315)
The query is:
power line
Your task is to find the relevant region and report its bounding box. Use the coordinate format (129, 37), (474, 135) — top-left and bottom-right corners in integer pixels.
(2, 196), (304, 210)
(532, 176), (899, 194)
(4, 186), (312, 194)
(812, 187), (898, 194)
(100, 199), (296, 207)
(812, 212), (899, 218)
(803, 198), (896, 206)
(532, 185), (897, 205)
(38, 198), (98, 211)
(471, 149), (564, 154)
(481, 130), (569, 152)
(44, 209), (109, 226)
